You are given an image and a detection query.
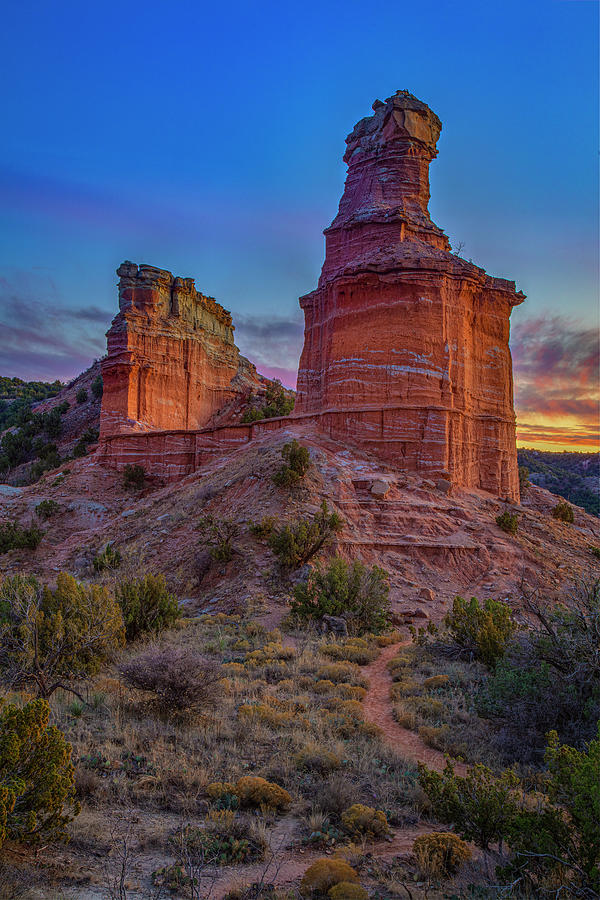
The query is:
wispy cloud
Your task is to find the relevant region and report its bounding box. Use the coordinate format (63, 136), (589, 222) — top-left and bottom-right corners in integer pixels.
(233, 311), (303, 388)
(0, 270), (111, 381)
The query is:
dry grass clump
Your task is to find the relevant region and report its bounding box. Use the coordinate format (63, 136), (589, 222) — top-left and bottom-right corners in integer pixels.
(417, 724), (451, 750)
(320, 637), (378, 666)
(328, 883), (368, 900)
(315, 774), (363, 821)
(423, 674), (450, 690)
(413, 831), (472, 878)
(223, 661), (245, 676)
(375, 631), (401, 647)
(300, 858), (359, 897)
(238, 702), (294, 728)
(244, 642), (296, 666)
(341, 803), (389, 838)
(311, 680), (366, 700)
(315, 662), (368, 687)
(236, 776), (292, 811)
(294, 743), (342, 774)
(206, 776), (291, 812)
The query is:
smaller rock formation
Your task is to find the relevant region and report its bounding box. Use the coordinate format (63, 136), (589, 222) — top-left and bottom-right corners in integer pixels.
(100, 262), (263, 437)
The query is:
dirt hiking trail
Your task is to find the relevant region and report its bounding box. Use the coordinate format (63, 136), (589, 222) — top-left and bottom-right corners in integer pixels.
(363, 642), (467, 776)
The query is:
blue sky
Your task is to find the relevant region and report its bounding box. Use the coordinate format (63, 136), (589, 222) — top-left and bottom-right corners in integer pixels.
(0, 0), (597, 447)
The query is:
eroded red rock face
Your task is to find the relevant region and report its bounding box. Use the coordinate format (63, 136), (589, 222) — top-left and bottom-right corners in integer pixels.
(295, 90), (524, 499)
(100, 262), (262, 438)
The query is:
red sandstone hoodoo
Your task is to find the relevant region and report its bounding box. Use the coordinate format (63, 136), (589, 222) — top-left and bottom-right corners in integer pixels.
(295, 90), (524, 499)
(99, 90), (524, 500)
(100, 262), (264, 438)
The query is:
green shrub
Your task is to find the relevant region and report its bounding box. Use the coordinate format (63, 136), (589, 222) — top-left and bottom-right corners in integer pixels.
(0, 572), (124, 699)
(300, 858), (359, 897)
(477, 580), (600, 764)
(272, 439), (311, 487)
(72, 429), (98, 458)
(418, 759), (521, 851)
(152, 864), (196, 892)
(115, 574), (181, 640)
(413, 832), (472, 878)
(75, 388), (87, 404)
(91, 375), (103, 399)
(272, 465), (301, 488)
(72, 439), (88, 458)
(0, 522), (44, 554)
(291, 556), (390, 634)
(26, 451), (62, 483)
(268, 501), (343, 569)
(591, 546), (600, 560)
(241, 380), (294, 422)
(250, 516), (276, 538)
(496, 509), (518, 534)
(477, 658), (593, 765)
(122, 463), (145, 490)
(93, 542), (122, 572)
(502, 725), (600, 897)
(198, 514), (240, 563)
(444, 595), (516, 667)
(261, 380), (294, 417)
(553, 500), (574, 523)
(0, 698), (79, 847)
(240, 407), (264, 424)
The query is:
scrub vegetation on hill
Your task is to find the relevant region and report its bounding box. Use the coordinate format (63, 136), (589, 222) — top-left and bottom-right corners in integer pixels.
(0, 373), (102, 484)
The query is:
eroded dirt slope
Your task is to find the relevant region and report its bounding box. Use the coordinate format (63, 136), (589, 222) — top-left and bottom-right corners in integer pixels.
(1, 424), (598, 621)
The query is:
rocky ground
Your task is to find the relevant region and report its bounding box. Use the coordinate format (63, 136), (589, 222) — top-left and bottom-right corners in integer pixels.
(1, 423), (598, 622)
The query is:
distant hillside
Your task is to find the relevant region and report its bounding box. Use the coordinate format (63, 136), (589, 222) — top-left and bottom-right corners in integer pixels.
(0, 364), (102, 485)
(518, 448), (599, 517)
(0, 377), (63, 430)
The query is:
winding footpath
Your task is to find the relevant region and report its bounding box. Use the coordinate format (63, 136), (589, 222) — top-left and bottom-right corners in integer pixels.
(362, 641), (468, 776)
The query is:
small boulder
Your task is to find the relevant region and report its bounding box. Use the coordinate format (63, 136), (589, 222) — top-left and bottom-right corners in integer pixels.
(370, 479), (390, 498)
(436, 478), (452, 494)
(419, 587), (435, 602)
(399, 607), (429, 620)
(319, 615), (348, 636)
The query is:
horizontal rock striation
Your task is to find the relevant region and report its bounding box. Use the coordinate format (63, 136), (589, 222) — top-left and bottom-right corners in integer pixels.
(295, 90), (524, 499)
(100, 262), (263, 438)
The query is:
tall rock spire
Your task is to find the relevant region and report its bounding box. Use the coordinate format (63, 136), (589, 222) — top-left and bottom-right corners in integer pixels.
(296, 91), (524, 500)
